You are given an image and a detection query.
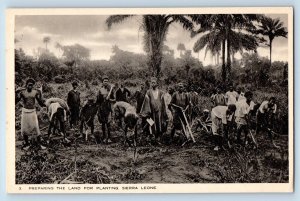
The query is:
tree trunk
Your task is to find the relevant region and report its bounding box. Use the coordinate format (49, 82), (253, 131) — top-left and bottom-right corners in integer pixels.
(148, 36), (163, 78)
(226, 29), (231, 83)
(221, 39), (226, 81)
(269, 39), (273, 69)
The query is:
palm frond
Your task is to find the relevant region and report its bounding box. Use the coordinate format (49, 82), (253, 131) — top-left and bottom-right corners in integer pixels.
(169, 15), (194, 31)
(106, 15), (133, 29)
(193, 33), (210, 52)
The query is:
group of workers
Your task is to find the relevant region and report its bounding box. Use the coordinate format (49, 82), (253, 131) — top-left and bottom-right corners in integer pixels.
(15, 76), (278, 151)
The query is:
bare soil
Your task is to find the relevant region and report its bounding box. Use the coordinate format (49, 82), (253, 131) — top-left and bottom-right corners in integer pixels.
(15, 117), (289, 184)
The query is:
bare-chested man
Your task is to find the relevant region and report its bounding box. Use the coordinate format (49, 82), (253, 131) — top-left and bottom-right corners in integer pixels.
(16, 78), (46, 150)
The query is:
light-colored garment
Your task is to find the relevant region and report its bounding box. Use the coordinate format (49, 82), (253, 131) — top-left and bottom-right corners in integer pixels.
(48, 102), (67, 121)
(21, 108), (41, 136)
(164, 93), (172, 106)
(211, 111), (222, 136)
(113, 101), (137, 117)
(45, 98), (69, 112)
(259, 101), (277, 114)
(211, 106), (232, 136)
(152, 89), (159, 100)
(235, 99), (254, 125)
(163, 93), (173, 123)
(212, 106), (228, 124)
(238, 92), (246, 101)
(225, 91), (238, 105)
(140, 89), (168, 134)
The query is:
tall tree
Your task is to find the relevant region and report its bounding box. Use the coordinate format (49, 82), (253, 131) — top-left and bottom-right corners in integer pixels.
(43, 36), (51, 51)
(106, 15), (193, 78)
(190, 14), (260, 82)
(60, 44), (90, 72)
(255, 16), (288, 68)
(177, 43), (186, 57)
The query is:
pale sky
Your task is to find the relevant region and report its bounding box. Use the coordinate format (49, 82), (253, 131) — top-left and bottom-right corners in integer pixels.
(15, 14), (288, 66)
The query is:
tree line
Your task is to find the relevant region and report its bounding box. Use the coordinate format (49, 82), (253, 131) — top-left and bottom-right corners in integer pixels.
(15, 14), (288, 90)
(106, 14), (287, 82)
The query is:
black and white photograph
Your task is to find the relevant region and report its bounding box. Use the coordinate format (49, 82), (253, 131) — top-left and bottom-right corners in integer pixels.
(6, 8), (293, 193)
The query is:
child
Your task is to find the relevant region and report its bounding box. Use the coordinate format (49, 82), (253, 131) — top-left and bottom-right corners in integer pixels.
(80, 97), (98, 139)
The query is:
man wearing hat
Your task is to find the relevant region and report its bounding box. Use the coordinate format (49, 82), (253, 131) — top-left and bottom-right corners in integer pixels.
(67, 81), (81, 130)
(96, 75), (115, 143)
(140, 77), (168, 143)
(16, 78), (46, 150)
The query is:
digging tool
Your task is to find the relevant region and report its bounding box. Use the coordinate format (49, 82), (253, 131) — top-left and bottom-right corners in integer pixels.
(267, 128), (288, 138)
(106, 84), (115, 101)
(180, 118), (188, 139)
(82, 115), (93, 141)
(261, 128), (281, 149)
(171, 104), (196, 143)
(249, 130), (258, 148)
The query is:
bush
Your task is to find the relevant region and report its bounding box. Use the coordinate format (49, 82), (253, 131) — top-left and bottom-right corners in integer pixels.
(53, 76), (65, 84)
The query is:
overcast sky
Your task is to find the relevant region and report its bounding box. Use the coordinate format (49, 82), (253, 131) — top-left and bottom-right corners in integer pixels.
(15, 14), (288, 66)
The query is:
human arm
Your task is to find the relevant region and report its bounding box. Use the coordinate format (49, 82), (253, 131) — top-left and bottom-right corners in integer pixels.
(15, 89), (23, 103)
(126, 88), (131, 98)
(35, 90), (46, 107)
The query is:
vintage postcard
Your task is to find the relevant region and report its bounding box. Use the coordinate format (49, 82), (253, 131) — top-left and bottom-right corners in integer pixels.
(6, 7), (293, 193)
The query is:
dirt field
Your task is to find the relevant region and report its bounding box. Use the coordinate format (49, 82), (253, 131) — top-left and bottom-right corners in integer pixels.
(15, 116), (289, 184)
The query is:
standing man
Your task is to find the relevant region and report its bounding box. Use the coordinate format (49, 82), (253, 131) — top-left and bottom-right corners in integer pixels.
(140, 77), (168, 143)
(211, 87), (226, 107)
(164, 86), (173, 129)
(96, 75), (115, 144)
(134, 82), (147, 114)
(255, 97), (278, 146)
(188, 85), (199, 124)
(134, 82), (148, 135)
(67, 81), (81, 130)
(115, 82), (131, 102)
(225, 85), (238, 105)
(237, 87), (246, 101)
(16, 78), (46, 150)
(169, 82), (191, 144)
(235, 91), (254, 145)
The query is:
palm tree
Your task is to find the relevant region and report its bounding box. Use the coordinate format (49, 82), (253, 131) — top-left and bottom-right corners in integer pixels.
(190, 14), (260, 82)
(255, 16), (288, 68)
(43, 36), (51, 51)
(106, 15), (193, 78)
